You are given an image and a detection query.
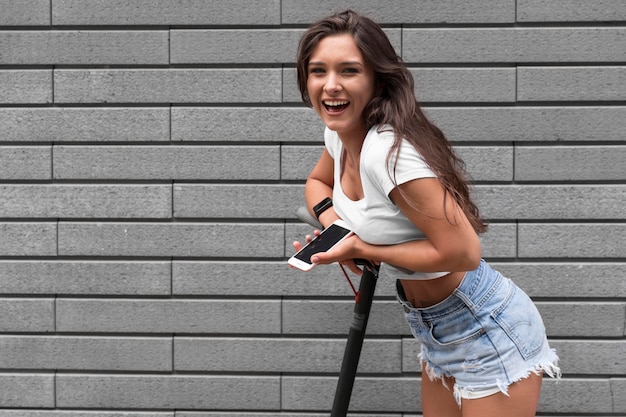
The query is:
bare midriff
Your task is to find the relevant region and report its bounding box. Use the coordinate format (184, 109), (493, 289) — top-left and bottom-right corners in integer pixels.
(399, 270), (466, 308)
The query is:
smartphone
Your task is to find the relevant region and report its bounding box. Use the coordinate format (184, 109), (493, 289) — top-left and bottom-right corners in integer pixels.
(288, 220), (354, 272)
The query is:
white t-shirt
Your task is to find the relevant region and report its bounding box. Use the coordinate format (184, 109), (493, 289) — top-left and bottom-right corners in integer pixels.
(325, 125), (449, 280)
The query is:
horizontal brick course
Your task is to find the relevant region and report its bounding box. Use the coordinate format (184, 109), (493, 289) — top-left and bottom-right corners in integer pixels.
(56, 299), (281, 334)
(0, 336), (172, 371)
(0, 261), (171, 295)
(0, 108), (169, 142)
(517, 0), (626, 22)
(0, 185), (171, 218)
(402, 28), (626, 63)
(518, 66), (626, 102)
(58, 222), (284, 257)
(52, 0), (281, 25)
(171, 107), (323, 142)
(519, 223), (626, 258)
(0, 31), (168, 65)
(516, 145), (626, 181)
(56, 374), (281, 409)
(54, 69), (282, 104)
(474, 185), (626, 220)
(281, 0), (515, 24)
(54, 146), (279, 180)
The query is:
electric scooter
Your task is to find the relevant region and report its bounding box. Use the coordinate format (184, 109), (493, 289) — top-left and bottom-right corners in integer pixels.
(296, 207), (379, 417)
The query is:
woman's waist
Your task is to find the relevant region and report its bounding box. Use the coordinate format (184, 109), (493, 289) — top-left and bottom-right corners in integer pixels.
(398, 271), (466, 308)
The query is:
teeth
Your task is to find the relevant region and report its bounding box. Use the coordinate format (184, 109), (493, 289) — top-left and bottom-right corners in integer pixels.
(324, 100), (349, 107)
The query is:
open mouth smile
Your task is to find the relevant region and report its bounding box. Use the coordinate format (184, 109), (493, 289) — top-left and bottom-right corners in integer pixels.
(323, 100), (350, 112)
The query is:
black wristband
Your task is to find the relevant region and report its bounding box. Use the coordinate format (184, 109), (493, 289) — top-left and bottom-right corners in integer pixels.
(313, 197), (333, 219)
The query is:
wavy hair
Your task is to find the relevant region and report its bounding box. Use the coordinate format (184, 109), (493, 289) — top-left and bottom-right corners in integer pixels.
(296, 10), (487, 234)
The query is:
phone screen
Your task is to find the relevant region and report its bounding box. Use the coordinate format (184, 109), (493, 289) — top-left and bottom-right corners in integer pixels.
(293, 223), (352, 263)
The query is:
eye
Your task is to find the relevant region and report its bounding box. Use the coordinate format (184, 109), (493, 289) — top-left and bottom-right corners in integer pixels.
(309, 67), (325, 74)
(343, 67), (359, 74)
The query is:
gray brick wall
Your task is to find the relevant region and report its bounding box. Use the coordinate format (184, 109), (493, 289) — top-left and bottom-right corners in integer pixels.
(0, 0), (624, 415)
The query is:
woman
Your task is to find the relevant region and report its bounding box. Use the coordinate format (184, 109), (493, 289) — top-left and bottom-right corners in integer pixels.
(292, 10), (560, 417)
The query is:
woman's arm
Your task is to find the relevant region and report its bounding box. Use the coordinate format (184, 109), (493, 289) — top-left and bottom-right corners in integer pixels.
(311, 177), (482, 273)
(304, 149), (340, 228)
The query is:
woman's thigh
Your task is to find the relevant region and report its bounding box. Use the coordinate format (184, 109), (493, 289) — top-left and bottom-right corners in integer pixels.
(460, 372), (543, 417)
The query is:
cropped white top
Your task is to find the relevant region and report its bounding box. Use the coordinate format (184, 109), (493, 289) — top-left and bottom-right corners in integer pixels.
(325, 125), (449, 280)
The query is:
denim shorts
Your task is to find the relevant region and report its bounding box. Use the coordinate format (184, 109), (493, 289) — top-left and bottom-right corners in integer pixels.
(398, 259), (560, 404)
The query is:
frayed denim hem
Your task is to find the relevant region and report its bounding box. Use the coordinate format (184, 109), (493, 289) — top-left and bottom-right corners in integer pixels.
(420, 349), (561, 406)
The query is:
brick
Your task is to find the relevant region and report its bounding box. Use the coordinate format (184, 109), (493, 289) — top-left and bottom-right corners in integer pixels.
(402, 28), (626, 63)
(171, 106), (323, 142)
(0, 298), (54, 332)
(518, 66), (626, 101)
(0, 185), (171, 218)
(491, 262), (626, 298)
(174, 184), (303, 218)
(58, 222), (284, 257)
(171, 29), (301, 64)
(0, 261), (171, 295)
(0, 223), (56, 257)
(516, 145), (626, 181)
(425, 106), (626, 142)
(0, 336), (171, 371)
(519, 223), (626, 258)
(0, 108), (169, 142)
(0, 374), (54, 408)
(175, 337), (401, 373)
(538, 302), (625, 337)
(0, 70), (51, 104)
(0, 146), (50, 180)
(411, 68), (515, 103)
(283, 67), (514, 103)
(518, 0), (626, 22)
(281, 376), (421, 412)
(0, 413), (174, 417)
(52, 0), (280, 25)
(0, 31), (168, 65)
(473, 185), (626, 220)
(281, 0), (515, 24)
(173, 261), (372, 297)
(0, 0), (50, 25)
(550, 340), (626, 375)
(57, 299), (281, 333)
(56, 374), (280, 409)
(54, 146), (279, 180)
(613, 379), (626, 412)
(54, 69), (282, 104)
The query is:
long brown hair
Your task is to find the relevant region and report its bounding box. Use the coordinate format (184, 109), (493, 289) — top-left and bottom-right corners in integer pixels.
(296, 10), (487, 234)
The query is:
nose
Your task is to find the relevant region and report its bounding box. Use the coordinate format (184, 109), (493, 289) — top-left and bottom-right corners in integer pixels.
(323, 72), (342, 93)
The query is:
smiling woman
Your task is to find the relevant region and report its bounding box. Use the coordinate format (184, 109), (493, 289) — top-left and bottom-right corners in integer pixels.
(292, 9), (560, 417)
(305, 35), (376, 144)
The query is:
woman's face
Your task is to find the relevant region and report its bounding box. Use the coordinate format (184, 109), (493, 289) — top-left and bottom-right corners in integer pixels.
(306, 34), (376, 141)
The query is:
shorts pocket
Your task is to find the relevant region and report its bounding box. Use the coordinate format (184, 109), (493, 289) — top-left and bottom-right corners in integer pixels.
(491, 284), (545, 360)
(429, 306), (485, 346)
